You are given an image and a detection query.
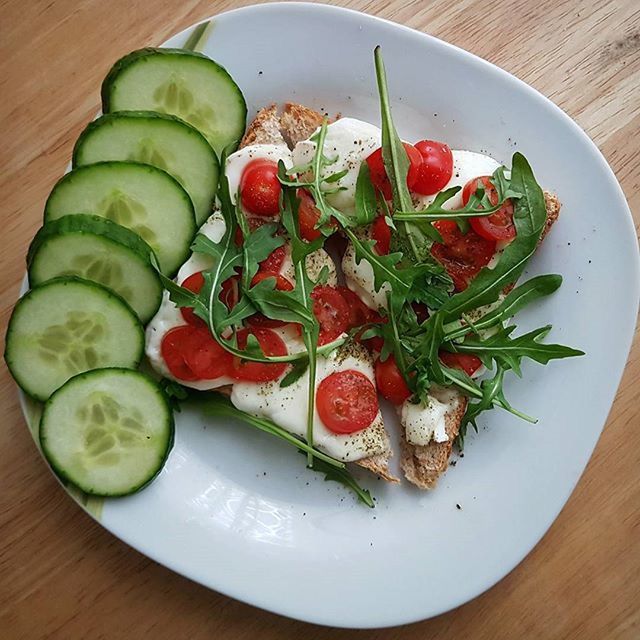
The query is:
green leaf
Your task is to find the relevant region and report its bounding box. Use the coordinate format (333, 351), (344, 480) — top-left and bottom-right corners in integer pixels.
(354, 161), (378, 226)
(310, 457), (375, 508)
(443, 274), (563, 341)
(280, 358), (309, 388)
(451, 324), (585, 376)
(437, 152), (548, 322)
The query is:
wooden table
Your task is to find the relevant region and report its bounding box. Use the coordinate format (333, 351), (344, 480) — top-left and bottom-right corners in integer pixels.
(1, 0), (638, 637)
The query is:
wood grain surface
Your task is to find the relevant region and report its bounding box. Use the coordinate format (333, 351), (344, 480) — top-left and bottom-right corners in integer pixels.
(1, 1), (639, 638)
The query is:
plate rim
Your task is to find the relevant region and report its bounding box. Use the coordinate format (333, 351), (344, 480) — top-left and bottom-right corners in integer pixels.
(16, 1), (640, 629)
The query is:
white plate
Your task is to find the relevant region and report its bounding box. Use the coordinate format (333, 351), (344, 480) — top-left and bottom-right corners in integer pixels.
(19, 2), (639, 628)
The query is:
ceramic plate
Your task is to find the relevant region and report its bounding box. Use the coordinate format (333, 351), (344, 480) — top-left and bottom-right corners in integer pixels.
(19, 2), (639, 628)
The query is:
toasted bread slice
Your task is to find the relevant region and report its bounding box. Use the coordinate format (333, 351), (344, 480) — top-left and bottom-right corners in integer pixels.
(400, 193), (561, 489)
(240, 104), (287, 147)
(279, 102), (326, 148)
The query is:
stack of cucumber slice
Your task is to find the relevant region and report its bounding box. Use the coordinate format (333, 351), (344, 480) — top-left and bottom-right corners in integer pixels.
(4, 46), (247, 497)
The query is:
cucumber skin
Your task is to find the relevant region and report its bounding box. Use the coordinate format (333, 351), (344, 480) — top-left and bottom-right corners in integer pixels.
(4, 276), (144, 402)
(39, 367), (175, 497)
(71, 110), (219, 169)
(28, 212), (158, 269)
(101, 47), (247, 152)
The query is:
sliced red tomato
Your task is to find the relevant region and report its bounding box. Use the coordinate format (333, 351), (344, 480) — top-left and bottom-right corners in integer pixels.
(161, 326), (199, 381)
(431, 219), (496, 291)
(316, 370), (379, 434)
(462, 175), (516, 242)
(296, 189), (337, 241)
(375, 355), (411, 405)
(161, 325), (232, 381)
(412, 140), (454, 195)
(230, 327), (288, 382)
(439, 350), (482, 377)
(371, 215), (391, 255)
(220, 273), (240, 311)
(179, 271), (206, 328)
(336, 286), (374, 329)
(247, 271), (294, 328)
(259, 244), (286, 273)
(365, 143), (422, 200)
(311, 285), (351, 345)
(240, 159), (281, 217)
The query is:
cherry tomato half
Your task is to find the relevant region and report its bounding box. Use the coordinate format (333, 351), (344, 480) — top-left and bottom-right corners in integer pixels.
(161, 325), (232, 381)
(462, 175), (516, 242)
(365, 143), (422, 200)
(297, 189), (338, 241)
(431, 219), (496, 291)
(336, 286), (374, 329)
(371, 215), (391, 255)
(240, 159), (282, 217)
(247, 271), (294, 328)
(375, 355), (412, 405)
(230, 327), (288, 382)
(412, 140), (454, 195)
(179, 271), (206, 328)
(259, 244), (286, 274)
(316, 370), (379, 434)
(439, 350), (482, 377)
(311, 285), (351, 345)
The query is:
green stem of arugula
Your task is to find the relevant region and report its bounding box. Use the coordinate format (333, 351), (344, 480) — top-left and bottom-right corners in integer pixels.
(204, 398), (344, 468)
(182, 20), (210, 52)
(394, 204), (505, 221)
(442, 369), (537, 423)
(302, 330), (317, 468)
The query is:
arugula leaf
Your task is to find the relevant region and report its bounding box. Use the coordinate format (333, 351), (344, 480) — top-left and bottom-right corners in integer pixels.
(310, 457), (374, 508)
(280, 358), (309, 388)
(449, 324), (585, 376)
(159, 378), (189, 412)
(354, 162), (378, 226)
(437, 152), (547, 322)
(443, 274), (563, 341)
(193, 393), (375, 506)
(374, 46), (441, 253)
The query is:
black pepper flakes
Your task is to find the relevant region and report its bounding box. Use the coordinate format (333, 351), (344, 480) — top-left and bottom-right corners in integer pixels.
(456, 503), (462, 510)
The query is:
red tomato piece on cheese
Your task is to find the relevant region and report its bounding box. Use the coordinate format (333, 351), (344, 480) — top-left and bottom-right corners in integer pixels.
(375, 355), (412, 405)
(311, 285), (351, 345)
(316, 370), (379, 434)
(240, 159), (282, 217)
(230, 327), (288, 382)
(431, 219), (496, 291)
(412, 140), (454, 195)
(365, 143), (422, 200)
(462, 175), (516, 242)
(439, 351), (482, 377)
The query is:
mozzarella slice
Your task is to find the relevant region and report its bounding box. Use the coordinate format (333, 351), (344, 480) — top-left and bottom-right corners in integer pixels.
(292, 118), (381, 212)
(231, 342), (390, 461)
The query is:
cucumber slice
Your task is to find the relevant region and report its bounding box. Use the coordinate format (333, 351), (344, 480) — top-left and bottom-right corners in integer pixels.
(28, 214), (162, 323)
(102, 48), (246, 156)
(44, 161), (196, 273)
(4, 277), (143, 401)
(40, 368), (174, 496)
(72, 113), (218, 225)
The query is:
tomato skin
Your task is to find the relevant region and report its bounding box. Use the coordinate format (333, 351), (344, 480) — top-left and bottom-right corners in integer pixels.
(220, 273), (240, 311)
(259, 244), (286, 274)
(336, 286), (374, 329)
(161, 326), (199, 381)
(240, 159), (282, 217)
(316, 370), (379, 434)
(311, 285), (351, 345)
(439, 350), (482, 377)
(365, 143), (422, 200)
(431, 219), (496, 291)
(179, 271), (206, 328)
(161, 325), (232, 381)
(247, 272), (294, 328)
(413, 140), (454, 195)
(296, 189), (337, 241)
(371, 215), (391, 255)
(462, 175), (516, 242)
(375, 355), (411, 405)
(230, 327), (288, 382)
